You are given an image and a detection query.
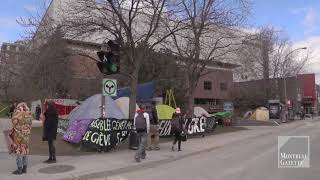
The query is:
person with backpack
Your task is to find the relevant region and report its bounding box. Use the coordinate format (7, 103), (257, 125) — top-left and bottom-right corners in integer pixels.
(171, 107), (187, 151)
(146, 102), (160, 151)
(134, 107), (150, 162)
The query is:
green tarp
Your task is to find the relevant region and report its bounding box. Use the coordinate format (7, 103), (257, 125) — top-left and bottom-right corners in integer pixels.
(156, 104), (175, 120)
(212, 111), (232, 118)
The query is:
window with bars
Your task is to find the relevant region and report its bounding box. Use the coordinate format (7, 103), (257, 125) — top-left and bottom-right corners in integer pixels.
(220, 82), (227, 91)
(204, 81), (212, 90)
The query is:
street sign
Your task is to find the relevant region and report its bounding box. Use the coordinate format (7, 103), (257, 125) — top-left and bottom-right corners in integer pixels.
(102, 79), (117, 97)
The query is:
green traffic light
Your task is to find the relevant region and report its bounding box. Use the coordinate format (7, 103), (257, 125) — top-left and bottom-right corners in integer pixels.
(110, 64), (118, 73)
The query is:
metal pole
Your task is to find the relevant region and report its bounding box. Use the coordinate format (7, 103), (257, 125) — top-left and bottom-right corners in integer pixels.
(101, 94), (106, 118)
(101, 75), (106, 118)
(282, 47), (307, 122)
(283, 76), (288, 122)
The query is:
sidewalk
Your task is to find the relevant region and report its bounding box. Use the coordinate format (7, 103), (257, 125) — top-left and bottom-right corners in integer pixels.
(0, 118), (309, 180)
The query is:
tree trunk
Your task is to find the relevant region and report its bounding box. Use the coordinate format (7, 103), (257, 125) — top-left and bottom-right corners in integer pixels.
(184, 72), (195, 116)
(128, 68), (139, 119)
(187, 90), (194, 115)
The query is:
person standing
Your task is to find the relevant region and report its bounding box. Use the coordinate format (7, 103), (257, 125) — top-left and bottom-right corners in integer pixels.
(35, 104), (42, 121)
(134, 107), (150, 163)
(171, 107), (187, 151)
(8, 103), (16, 118)
(300, 107), (305, 120)
(43, 101), (59, 163)
(146, 102), (160, 151)
(9, 103), (33, 175)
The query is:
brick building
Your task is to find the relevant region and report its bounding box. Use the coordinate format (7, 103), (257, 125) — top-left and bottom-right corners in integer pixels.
(25, 0), (240, 109)
(0, 41), (26, 101)
(234, 73), (318, 114)
(193, 62), (238, 113)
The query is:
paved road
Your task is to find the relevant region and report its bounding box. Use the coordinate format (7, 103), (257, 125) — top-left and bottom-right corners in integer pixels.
(101, 119), (320, 180)
(1, 118), (319, 180)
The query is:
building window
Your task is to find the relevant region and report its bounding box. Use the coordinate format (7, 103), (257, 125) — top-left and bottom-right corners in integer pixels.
(194, 98), (206, 105)
(204, 81), (212, 90)
(220, 82), (227, 91)
(194, 98), (217, 105)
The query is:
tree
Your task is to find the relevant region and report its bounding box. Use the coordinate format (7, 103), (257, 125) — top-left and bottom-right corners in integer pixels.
(165, 0), (251, 111)
(138, 48), (185, 105)
(59, 0), (182, 117)
(0, 42), (24, 102)
(235, 27), (309, 104)
(18, 29), (73, 100)
(236, 27), (309, 81)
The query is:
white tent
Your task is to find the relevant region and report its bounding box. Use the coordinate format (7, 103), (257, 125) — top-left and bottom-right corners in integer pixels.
(194, 106), (210, 117)
(114, 97), (140, 119)
(68, 94), (125, 124)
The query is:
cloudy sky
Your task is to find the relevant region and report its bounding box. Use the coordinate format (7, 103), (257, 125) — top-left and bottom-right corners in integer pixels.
(0, 0), (320, 81)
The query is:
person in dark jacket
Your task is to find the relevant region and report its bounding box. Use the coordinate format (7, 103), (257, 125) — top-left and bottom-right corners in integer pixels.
(171, 107), (187, 151)
(8, 103), (16, 118)
(43, 101), (58, 163)
(35, 105), (41, 121)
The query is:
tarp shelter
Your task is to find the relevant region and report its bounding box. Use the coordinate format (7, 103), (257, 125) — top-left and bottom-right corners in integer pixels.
(194, 106), (210, 117)
(68, 94), (125, 124)
(156, 104), (175, 120)
(249, 107), (269, 121)
(113, 81), (155, 101)
(45, 99), (78, 119)
(114, 97), (140, 119)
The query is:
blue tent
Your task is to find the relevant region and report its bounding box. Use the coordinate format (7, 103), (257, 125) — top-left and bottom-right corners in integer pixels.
(113, 81), (155, 101)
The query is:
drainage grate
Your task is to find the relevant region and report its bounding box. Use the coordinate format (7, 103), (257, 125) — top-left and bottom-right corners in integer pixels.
(38, 165), (75, 174)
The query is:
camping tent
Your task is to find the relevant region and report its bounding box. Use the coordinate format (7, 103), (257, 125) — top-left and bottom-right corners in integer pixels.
(194, 106), (210, 117)
(114, 97), (140, 119)
(68, 94), (125, 124)
(156, 104), (175, 120)
(249, 107), (269, 121)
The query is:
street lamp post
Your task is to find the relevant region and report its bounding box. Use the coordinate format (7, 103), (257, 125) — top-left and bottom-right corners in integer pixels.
(283, 47), (307, 122)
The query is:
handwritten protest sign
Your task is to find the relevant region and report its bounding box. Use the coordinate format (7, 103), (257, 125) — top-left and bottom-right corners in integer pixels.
(81, 118), (134, 151)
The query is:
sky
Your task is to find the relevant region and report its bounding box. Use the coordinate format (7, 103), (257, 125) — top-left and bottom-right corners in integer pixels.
(0, 0), (320, 81)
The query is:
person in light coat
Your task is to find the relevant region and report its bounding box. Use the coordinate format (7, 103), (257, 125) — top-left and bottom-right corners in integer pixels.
(133, 107), (150, 162)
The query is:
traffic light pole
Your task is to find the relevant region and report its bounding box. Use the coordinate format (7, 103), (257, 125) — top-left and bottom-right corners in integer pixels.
(101, 75), (106, 118)
(98, 40), (120, 119)
(101, 94), (106, 118)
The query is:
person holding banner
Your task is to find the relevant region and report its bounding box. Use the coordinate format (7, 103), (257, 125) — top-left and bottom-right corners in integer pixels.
(134, 107), (150, 163)
(9, 103), (33, 175)
(43, 101), (59, 163)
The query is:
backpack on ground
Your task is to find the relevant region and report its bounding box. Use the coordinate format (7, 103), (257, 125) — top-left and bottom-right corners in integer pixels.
(135, 112), (147, 131)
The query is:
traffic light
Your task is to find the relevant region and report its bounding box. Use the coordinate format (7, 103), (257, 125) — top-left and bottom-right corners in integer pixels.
(96, 40), (120, 75)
